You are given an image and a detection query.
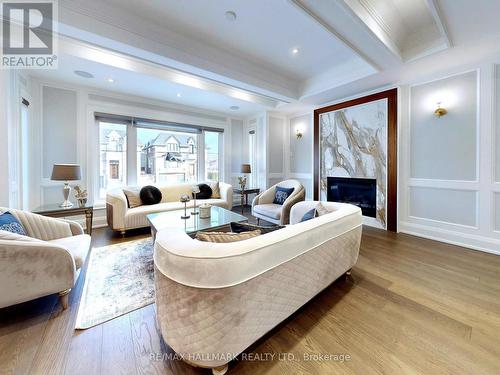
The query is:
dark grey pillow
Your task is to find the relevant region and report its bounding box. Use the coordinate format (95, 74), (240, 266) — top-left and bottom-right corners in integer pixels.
(193, 183), (212, 200)
(300, 208), (317, 222)
(139, 185), (162, 205)
(230, 221), (284, 235)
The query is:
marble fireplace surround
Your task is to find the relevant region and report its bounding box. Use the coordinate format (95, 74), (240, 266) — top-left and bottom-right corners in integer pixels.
(313, 89), (398, 232)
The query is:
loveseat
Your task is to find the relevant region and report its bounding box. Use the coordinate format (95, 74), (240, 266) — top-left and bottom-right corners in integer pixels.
(106, 182), (233, 234)
(153, 201), (362, 374)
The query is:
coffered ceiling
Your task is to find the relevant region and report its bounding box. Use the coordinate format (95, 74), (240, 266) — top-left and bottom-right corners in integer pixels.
(30, 0), (500, 115)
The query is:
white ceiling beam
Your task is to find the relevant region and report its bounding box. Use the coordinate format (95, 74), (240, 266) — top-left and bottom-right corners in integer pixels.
(424, 0), (453, 48)
(287, 0), (381, 72)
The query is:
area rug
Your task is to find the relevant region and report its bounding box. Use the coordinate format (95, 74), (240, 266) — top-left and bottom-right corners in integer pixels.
(75, 238), (155, 329)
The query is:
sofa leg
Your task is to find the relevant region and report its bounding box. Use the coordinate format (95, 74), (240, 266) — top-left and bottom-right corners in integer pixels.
(58, 289), (71, 310)
(212, 364), (228, 375)
(346, 268), (352, 276)
(120, 230), (126, 237)
(256, 218), (260, 225)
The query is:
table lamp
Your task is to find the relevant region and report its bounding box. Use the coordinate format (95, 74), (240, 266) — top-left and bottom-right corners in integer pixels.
(239, 164), (251, 190)
(51, 164), (82, 208)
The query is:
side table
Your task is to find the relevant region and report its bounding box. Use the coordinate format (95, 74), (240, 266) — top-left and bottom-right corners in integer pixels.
(32, 203), (94, 235)
(233, 187), (260, 214)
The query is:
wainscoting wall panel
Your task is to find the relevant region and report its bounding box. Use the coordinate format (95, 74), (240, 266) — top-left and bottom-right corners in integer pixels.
(496, 66), (500, 182)
(495, 193), (500, 232)
(410, 71), (477, 181)
(409, 187), (477, 227)
(399, 65), (500, 255)
(42, 86), (78, 179)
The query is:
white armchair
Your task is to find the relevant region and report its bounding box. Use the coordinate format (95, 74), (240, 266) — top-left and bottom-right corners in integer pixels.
(0, 208), (91, 309)
(252, 180), (305, 225)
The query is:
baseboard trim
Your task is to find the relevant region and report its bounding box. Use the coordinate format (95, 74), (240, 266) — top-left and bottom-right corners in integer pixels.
(399, 221), (500, 256)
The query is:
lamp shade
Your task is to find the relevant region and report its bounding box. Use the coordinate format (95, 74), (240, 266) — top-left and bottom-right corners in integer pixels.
(241, 164), (251, 174)
(51, 164), (81, 181)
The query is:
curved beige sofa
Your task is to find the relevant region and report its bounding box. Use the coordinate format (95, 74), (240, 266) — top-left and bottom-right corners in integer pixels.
(154, 201), (362, 374)
(106, 182), (233, 234)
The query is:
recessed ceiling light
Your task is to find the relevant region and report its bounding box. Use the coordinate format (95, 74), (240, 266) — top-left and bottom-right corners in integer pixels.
(176, 93), (182, 97)
(225, 11), (237, 21)
(291, 48), (299, 55)
(74, 70), (94, 79)
(107, 78), (115, 83)
(230, 106), (239, 110)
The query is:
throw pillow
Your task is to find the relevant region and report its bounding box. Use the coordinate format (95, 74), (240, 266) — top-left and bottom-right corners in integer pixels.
(196, 229), (261, 243)
(273, 186), (294, 205)
(140, 186), (162, 205)
(123, 187), (142, 208)
(207, 181), (221, 198)
(300, 208), (317, 222)
(316, 202), (334, 216)
(230, 222), (284, 234)
(0, 212), (27, 235)
(193, 183), (212, 200)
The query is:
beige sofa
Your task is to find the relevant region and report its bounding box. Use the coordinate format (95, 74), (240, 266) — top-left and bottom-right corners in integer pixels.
(252, 179), (305, 225)
(154, 201), (362, 374)
(106, 182), (233, 234)
(0, 208), (90, 309)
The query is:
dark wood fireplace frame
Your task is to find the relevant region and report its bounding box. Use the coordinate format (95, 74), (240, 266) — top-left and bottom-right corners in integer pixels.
(313, 88), (398, 232)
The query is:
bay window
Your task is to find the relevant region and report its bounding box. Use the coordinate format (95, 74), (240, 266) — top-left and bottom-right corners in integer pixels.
(96, 114), (223, 201)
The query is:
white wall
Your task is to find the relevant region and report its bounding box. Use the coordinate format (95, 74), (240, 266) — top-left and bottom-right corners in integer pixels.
(26, 77), (244, 228)
(286, 113), (314, 199)
(399, 65), (500, 255)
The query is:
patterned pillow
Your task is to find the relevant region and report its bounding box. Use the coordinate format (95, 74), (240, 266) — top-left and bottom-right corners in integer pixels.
(0, 212), (27, 235)
(300, 208), (317, 222)
(230, 221), (284, 234)
(206, 181), (221, 199)
(196, 229), (261, 243)
(123, 187), (142, 208)
(273, 186), (294, 205)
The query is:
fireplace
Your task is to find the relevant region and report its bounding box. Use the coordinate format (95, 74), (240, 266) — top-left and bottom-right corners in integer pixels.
(327, 177), (377, 218)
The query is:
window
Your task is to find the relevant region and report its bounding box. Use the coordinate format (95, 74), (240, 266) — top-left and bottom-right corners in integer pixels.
(137, 127), (198, 185)
(96, 114), (223, 201)
(204, 131), (220, 181)
(99, 122), (127, 198)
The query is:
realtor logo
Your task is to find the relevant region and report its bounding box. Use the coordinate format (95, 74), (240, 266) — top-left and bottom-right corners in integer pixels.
(1, 0), (58, 68)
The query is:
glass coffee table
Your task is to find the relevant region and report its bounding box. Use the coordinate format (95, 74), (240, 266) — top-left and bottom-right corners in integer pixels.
(147, 206), (248, 241)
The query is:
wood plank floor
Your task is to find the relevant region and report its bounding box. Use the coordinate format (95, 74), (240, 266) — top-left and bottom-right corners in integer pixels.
(1, 207), (500, 374)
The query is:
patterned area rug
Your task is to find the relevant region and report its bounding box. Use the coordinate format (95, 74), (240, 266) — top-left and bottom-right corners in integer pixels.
(75, 238), (155, 329)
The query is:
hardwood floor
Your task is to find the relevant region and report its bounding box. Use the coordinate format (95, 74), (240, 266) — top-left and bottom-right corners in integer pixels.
(1, 208), (500, 374)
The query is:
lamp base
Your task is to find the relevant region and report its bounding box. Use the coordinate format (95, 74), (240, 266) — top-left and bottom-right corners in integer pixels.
(60, 200), (73, 208)
(60, 182), (72, 208)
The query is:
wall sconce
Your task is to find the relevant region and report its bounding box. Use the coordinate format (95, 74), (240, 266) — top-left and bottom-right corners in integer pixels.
(434, 102), (448, 118)
(295, 128), (303, 139)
